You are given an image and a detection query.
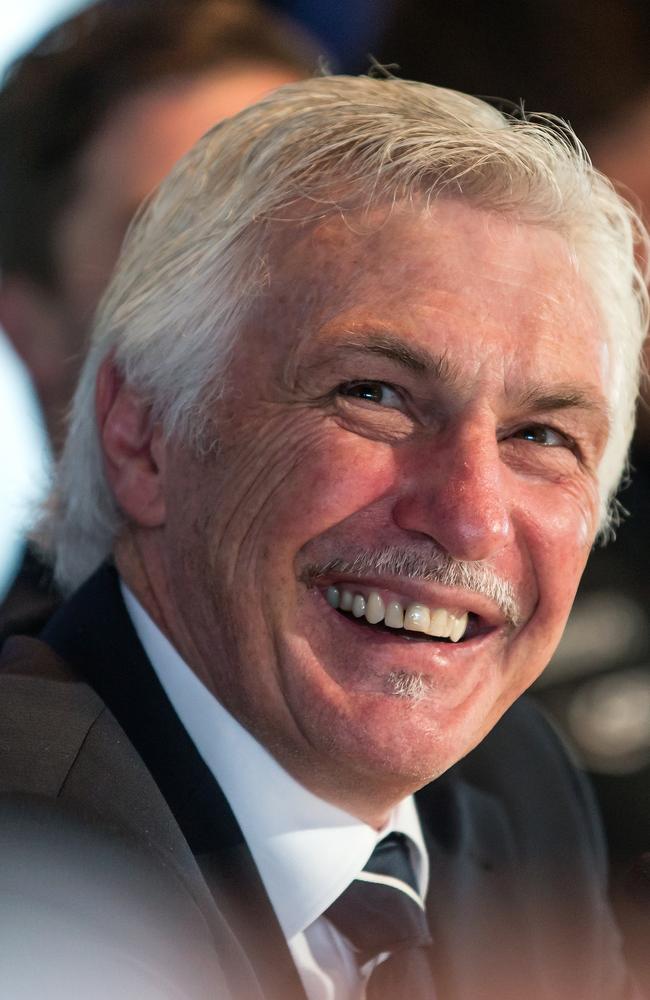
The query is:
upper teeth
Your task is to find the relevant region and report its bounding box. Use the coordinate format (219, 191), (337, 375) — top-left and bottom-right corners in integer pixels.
(325, 586), (469, 642)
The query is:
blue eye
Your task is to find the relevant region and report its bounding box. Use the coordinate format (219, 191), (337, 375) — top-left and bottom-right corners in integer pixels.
(337, 381), (404, 409)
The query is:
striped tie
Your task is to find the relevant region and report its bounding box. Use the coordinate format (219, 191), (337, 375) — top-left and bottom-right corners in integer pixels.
(325, 832), (437, 999)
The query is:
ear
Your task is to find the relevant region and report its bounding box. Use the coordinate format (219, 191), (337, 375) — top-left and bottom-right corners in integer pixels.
(96, 355), (166, 528)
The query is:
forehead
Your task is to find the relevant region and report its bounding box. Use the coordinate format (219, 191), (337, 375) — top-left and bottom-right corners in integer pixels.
(274, 201), (586, 316)
(253, 199), (609, 400)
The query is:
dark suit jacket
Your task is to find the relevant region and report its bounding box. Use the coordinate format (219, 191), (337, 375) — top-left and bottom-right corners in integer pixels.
(0, 565), (639, 999)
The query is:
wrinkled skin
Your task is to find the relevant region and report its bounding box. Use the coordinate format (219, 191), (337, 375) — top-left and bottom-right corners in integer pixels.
(105, 200), (611, 826)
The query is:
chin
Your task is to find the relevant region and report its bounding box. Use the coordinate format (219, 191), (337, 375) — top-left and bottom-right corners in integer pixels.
(316, 683), (492, 790)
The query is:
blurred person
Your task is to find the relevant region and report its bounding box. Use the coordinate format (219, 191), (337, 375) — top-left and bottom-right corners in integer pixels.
(1, 74), (647, 999)
(0, 0), (318, 640)
(0, 0), (316, 453)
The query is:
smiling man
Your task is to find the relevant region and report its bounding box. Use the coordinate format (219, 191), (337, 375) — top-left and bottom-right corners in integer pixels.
(1, 76), (647, 999)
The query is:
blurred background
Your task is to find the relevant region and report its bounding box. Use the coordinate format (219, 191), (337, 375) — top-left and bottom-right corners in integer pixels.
(0, 2), (90, 603)
(1, 0), (649, 972)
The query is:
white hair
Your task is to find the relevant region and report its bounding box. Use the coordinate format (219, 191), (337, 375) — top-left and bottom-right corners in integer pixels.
(41, 74), (650, 591)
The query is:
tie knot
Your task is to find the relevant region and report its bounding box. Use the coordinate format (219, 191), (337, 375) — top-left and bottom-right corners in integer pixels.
(325, 833), (431, 964)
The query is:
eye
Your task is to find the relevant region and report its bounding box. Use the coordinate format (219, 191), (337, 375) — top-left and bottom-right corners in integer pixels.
(336, 380), (405, 410)
(512, 424), (574, 449)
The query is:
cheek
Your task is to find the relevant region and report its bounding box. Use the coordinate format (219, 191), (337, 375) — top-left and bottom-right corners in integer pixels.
(279, 432), (399, 528)
(518, 479), (597, 621)
(207, 416), (399, 566)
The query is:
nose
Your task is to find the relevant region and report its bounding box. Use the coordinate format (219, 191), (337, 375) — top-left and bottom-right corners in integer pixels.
(393, 424), (511, 562)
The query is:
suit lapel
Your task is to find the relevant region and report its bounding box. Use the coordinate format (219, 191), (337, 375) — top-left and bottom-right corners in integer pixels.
(41, 564), (227, 851)
(199, 843), (308, 1000)
(41, 564), (307, 1000)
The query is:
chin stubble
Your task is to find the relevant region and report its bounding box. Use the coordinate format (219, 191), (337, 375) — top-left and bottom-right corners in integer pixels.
(384, 670), (431, 701)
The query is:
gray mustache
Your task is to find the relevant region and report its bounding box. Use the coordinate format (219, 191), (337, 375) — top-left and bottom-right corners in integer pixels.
(305, 545), (522, 627)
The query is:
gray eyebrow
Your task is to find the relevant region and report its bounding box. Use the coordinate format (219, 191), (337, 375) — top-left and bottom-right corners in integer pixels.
(326, 331), (464, 383)
(512, 382), (611, 424)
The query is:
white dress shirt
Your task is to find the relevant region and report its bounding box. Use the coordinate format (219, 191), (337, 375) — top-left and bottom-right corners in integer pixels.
(122, 584), (429, 1000)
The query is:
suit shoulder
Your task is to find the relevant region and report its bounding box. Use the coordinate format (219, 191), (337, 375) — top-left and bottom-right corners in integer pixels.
(463, 694), (582, 781)
(0, 634), (106, 798)
(452, 695), (605, 866)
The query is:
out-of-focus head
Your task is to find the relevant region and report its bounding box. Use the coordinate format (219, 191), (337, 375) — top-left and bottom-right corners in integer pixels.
(0, 0), (317, 451)
(41, 76), (649, 818)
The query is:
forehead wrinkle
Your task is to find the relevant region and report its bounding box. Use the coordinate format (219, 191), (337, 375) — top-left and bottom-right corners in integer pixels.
(452, 223), (576, 298)
(482, 272), (565, 308)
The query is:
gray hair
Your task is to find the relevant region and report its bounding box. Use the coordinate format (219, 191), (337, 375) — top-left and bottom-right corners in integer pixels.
(41, 74), (650, 591)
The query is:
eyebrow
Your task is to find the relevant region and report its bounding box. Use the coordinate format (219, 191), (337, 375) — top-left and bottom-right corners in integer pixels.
(324, 331), (464, 382)
(512, 382), (611, 424)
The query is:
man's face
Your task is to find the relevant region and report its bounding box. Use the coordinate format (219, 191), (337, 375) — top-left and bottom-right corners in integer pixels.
(159, 200), (610, 813)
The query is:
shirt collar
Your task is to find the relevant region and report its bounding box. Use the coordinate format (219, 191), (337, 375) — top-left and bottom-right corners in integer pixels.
(121, 583), (429, 940)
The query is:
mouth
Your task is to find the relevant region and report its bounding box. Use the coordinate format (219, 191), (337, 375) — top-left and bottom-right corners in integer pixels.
(323, 584), (493, 644)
